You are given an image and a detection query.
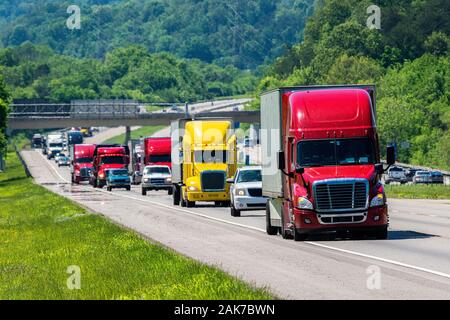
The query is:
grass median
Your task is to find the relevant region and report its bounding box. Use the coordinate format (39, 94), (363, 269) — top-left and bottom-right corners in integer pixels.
(0, 147), (273, 300)
(385, 184), (450, 200)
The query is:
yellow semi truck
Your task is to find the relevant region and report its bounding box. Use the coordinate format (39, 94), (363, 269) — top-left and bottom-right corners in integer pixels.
(171, 118), (237, 207)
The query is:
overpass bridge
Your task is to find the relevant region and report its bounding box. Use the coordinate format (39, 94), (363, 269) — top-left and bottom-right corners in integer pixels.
(7, 99), (260, 130)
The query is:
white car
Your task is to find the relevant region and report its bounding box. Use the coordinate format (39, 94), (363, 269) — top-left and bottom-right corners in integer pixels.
(228, 166), (267, 217)
(141, 165), (173, 196)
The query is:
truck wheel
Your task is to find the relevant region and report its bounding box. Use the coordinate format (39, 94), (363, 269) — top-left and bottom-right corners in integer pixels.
(186, 201), (195, 208)
(281, 212), (293, 240)
(107, 187), (112, 192)
(173, 186), (180, 206)
(293, 228), (308, 242)
(230, 207), (241, 217)
(265, 203), (278, 236)
(142, 188), (147, 196)
(168, 188), (173, 196)
(180, 189), (187, 207)
(93, 179), (97, 188)
(126, 186), (131, 191)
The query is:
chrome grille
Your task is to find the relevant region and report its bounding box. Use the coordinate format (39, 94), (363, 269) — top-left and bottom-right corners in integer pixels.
(150, 178), (166, 185)
(314, 179), (369, 212)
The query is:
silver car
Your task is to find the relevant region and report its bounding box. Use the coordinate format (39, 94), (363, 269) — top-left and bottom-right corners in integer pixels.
(141, 165), (173, 196)
(413, 171), (432, 184)
(228, 166), (267, 217)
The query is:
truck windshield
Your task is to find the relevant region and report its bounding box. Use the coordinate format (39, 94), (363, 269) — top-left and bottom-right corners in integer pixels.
(149, 155), (171, 163)
(194, 150), (227, 164)
(237, 170), (262, 183)
(297, 138), (376, 167)
(101, 156), (125, 165)
(49, 143), (63, 148)
(77, 157), (93, 164)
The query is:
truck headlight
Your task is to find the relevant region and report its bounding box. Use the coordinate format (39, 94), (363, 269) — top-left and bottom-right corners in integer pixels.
(297, 197), (313, 210)
(99, 173), (105, 179)
(166, 177), (172, 183)
(188, 186), (198, 191)
(370, 194), (385, 207)
(143, 178), (149, 183)
(236, 189), (246, 196)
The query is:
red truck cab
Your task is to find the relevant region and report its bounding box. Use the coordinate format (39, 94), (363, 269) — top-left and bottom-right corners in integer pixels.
(144, 137), (172, 169)
(91, 145), (130, 188)
(70, 144), (96, 184)
(261, 86), (395, 241)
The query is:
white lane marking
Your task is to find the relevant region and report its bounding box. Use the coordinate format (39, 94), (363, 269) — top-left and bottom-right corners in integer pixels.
(36, 150), (450, 280)
(305, 242), (450, 279)
(37, 151), (70, 183)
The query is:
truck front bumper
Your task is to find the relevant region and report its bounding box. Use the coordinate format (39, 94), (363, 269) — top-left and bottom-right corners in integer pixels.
(233, 196), (267, 211)
(142, 182), (172, 190)
(292, 206), (388, 232)
(186, 191), (230, 202)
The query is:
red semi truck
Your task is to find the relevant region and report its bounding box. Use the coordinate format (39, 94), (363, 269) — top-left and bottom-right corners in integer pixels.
(91, 145), (130, 188)
(70, 144), (96, 184)
(261, 85), (395, 241)
(143, 137), (172, 168)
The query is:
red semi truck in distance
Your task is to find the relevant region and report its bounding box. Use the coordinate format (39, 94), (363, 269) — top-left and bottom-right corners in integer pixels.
(91, 145), (130, 188)
(70, 144), (96, 184)
(144, 137), (172, 169)
(261, 85), (396, 241)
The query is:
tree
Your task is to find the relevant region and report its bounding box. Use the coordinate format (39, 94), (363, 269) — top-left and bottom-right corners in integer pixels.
(0, 75), (11, 154)
(424, 32), (450, 56)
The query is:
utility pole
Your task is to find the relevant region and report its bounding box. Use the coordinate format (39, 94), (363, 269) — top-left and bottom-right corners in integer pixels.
(124, 126), (131, 146)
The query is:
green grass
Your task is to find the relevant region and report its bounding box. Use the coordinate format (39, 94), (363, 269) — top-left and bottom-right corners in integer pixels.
(0, 147), (273, 300)
(385, 184), (450, 200)
(145, 105), (166, 113)
(102, 126), (166, 144)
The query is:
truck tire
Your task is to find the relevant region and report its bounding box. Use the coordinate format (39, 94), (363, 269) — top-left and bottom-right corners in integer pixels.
(126, 186), (131, 191)
(173, 186), (180, 206)
(180, 189), (187, 207)
(186, 201), (195, 208)
(168, 188), (173, 196)
(107, 187), (112, 192)
(93, 179), (97, 188)
(281, 211), (293, 240)
(265, 203), (279, 236)
(230, 206), (241, 217)
(142, 188), (147, 196)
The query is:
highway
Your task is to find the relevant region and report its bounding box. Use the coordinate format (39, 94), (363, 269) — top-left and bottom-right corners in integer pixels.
(21, 147), (450, 299)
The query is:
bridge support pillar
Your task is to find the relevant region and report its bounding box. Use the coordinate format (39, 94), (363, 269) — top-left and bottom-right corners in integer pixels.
(124, 126), (131, 146)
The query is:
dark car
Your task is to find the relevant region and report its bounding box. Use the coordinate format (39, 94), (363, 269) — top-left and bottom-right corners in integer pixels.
(430, 171), (444, 184)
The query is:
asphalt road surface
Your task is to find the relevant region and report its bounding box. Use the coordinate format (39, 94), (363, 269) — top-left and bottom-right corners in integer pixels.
(21, 149), (450, 299)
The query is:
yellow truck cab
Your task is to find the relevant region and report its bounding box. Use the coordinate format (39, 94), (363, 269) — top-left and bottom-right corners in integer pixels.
(171, 119), (237, 207)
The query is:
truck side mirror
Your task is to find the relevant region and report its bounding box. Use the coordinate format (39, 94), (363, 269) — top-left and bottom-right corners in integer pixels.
(277, 151), (285, 171)
(295, 165), (305, 174)
(386, 146), (396, 166)
(375, 163), (384, 174)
